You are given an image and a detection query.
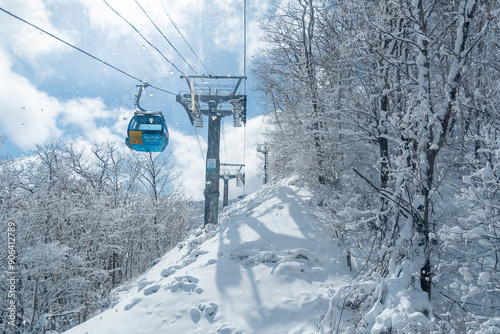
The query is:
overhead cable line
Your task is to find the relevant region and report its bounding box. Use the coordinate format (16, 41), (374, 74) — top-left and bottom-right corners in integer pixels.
(0, 6), (176, 96)
(104, 0), (212, 159)
(221, 123), (228, 163)
(157, 0), (214, 76)
(193, 125), (206, 166)
(102, 0), (184, 74)
(102, 0), (210, 95)
(244, 0), (247, 96)
(243, 0), (248, 195)
(134, 0), (199, 75)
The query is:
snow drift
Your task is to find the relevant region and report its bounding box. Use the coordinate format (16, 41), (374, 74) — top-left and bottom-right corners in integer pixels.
(65, 178), (352, 333)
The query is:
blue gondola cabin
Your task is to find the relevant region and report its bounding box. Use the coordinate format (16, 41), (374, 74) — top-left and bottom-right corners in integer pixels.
(126, 114), (169, 152)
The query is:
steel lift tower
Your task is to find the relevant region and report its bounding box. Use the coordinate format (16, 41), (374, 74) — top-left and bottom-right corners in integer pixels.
(220, 163), (245, 207)
(177, 75), (246, 227)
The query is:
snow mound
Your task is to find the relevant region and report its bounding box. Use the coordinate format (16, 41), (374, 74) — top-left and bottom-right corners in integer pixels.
(65, 178), (352, 334)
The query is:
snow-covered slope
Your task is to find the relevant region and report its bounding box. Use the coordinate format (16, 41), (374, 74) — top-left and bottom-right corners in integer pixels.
(65, 178), (352, 334)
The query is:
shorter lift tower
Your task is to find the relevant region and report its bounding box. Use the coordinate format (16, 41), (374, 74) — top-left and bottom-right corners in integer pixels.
(220, 163), (245, 207)
(177, 75), (246, 226)
(256, 143), (269, 184)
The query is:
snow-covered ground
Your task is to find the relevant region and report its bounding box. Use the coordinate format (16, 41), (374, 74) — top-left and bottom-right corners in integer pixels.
(65, 178), (352, 334)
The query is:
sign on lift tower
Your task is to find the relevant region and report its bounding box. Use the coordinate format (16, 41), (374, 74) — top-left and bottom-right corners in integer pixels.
(176, 75), (247, 227)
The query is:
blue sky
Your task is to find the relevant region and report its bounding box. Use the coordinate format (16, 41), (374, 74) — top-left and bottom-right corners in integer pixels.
(0, 0), (269, 199)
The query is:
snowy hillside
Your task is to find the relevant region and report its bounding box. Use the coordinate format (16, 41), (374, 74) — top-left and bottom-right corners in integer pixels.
(65, 179), (353, 334)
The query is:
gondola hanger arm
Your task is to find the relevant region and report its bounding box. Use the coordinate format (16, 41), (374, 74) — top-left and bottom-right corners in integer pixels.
(135, 83), (162, 115)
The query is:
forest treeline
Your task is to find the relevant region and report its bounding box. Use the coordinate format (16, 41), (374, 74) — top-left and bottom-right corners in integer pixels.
(0, 141), (192, 333)
(255, 0), (499, 332)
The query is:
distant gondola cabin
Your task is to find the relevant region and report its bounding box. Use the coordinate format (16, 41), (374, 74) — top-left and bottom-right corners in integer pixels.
(126, 114), (169, 152)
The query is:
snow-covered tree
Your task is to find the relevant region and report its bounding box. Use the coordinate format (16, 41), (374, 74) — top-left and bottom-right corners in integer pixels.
(256, 0), (499, 332)
(0, 140), (192, 333)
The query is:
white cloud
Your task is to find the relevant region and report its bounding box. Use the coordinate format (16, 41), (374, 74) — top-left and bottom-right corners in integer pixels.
(0, 1), (84, 149)
(209, 0), (268, 74)
(81, 0), (197, 35)
(0, 50), (62, 148)
(0, 0), (73, 61)
(169, 127), (207, 200)
(0, 0), (135, 151)
(81, 0), (141, 30)
(0, 47), (128, 150)
(247, 0), (269, 60)
(61, 98), (110, 129)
